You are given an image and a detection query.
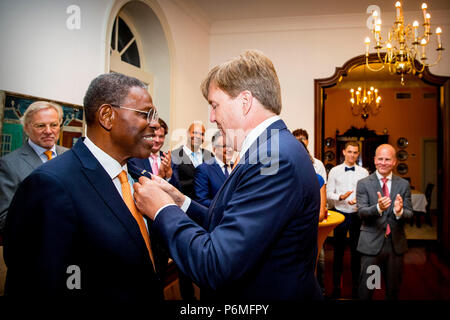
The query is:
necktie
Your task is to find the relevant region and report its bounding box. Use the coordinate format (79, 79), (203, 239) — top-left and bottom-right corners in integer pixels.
(191, 152), (199, 167)
(345, 166), (355, 172)
(232, 155), (241, 171)
(382, 177), (391, 237)
(44, 150), (53, 160)
(117, 171), (155, 270)
(223, 164), (229, 178)
(150, 154), (159, 175)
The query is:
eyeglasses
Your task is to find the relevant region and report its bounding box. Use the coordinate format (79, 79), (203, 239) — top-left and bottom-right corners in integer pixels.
(110, 104), (158, 126)
(31, 122), (61, 132)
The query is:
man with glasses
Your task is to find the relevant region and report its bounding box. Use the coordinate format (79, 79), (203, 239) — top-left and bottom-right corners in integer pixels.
(4, 73), (163, 301)
(0, 101), (68, 235)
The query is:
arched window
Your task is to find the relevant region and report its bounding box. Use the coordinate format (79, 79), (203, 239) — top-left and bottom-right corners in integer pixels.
(109, 13), (153, 94)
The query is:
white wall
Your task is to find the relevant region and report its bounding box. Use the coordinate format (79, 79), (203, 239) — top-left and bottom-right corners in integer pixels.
(0, 0), (111, 104)
(209, 9), (450, 154)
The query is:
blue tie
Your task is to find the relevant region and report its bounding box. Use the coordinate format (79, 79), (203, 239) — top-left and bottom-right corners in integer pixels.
(191, 152), (199, 167)
(345, 167), (355, 172)
(223, 164), (229, 178)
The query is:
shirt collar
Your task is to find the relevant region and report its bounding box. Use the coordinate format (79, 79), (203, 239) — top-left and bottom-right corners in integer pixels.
(183, 145), (201, 156)
(83, 136), (127, 180)
(28, 139), (57, 157)
(376, 170), (392, 181)
(239, 115), (280, 158)
(215, 156), (225, 168)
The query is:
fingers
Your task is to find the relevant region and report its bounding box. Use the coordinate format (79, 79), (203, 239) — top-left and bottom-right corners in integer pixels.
(377, 191), (382, 199)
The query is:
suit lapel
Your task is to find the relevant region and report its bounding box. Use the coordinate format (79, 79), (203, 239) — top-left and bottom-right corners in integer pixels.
(72, 140), (150, 256)
(20, 143), (43, 169)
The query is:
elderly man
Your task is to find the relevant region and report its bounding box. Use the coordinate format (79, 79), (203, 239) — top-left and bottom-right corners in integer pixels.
(356, 144), (413, 300)
(4, 73), (162, 301)
(0, 101), (68, 234)
(194, 130), (234, 207)
(133, 50), (322, 301)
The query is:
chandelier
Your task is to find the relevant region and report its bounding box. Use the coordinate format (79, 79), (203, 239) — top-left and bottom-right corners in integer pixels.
(364, 1), (444, 85)
(350, 77), (382, 121)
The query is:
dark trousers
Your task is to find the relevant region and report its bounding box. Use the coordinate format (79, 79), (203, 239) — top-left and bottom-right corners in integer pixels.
(359, 236), (403, 300)
(332, 210), (361, 293)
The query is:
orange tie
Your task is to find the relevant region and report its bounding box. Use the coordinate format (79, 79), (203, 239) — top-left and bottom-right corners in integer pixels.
(232, 155), (241, 171)
(117, 171), (155, 270)
(44, 150), (53, 160)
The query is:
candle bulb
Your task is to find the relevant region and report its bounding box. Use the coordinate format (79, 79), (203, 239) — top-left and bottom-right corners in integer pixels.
(372, 10), (378, 32)
(421, 38), (427, 59)
(422, 3), (427, 21)
(426, 13), (431, 24)
(395, 1), (402, 21)
(365, 37), (370, 55)
(436, 27), (442, 48)
(413, 21), (419, 41)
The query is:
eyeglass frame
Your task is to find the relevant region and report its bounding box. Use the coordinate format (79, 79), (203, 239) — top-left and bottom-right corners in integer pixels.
(31, 122), (61, 132)
(109, 104), (158, 126)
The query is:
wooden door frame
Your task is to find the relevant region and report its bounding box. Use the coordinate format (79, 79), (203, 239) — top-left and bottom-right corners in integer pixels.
(314, 54), (450, 256)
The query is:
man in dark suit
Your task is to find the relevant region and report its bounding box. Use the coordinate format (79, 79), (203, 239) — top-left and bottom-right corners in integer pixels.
(0, 101), (68, 235)
(4, 73), (162, 301)
(356, 143), (413, 300)
(171, 121), (214, 300)
(194, 130), (233, 207)
(172, 122), (214, 199)
(134, 50), (322, 301)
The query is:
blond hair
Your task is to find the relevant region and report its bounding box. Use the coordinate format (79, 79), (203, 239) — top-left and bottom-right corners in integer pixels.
(20, 101), (63, 127)
(201, 50), (282, 115)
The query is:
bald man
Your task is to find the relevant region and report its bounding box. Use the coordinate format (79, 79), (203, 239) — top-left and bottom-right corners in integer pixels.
(356, 144), (413, 300)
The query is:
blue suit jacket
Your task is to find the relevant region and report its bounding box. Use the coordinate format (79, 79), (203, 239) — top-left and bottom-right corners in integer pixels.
(4, 139), (162, 301)
(194, 160), (227, 207)
(128, 152), (180, 190)
(152, 119), (322, 301)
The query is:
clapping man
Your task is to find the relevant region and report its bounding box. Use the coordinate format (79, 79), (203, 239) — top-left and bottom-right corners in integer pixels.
(327, 141), (368, 299)
(356, 144), (413, 300)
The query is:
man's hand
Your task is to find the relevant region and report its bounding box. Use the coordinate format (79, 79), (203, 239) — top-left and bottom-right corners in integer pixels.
(133, 176), (175, 220)
(348, 198), (357, 205)
(339, 190), (353, 201)
(159, 151), (173, 179)
(150, 174), (186, 207)
(394, 194), (403, 217)
(377, 191), (391, 212)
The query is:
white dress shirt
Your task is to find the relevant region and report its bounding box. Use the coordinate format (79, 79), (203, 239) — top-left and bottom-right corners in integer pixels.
(327, 163), (369, 213)
(313, 157), (327, 183)
(215, 156), (230, 176)
(28, 139), (57, 163)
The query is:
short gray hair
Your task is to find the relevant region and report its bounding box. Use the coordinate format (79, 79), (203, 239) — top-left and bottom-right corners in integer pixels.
(20, 101), (63, 127)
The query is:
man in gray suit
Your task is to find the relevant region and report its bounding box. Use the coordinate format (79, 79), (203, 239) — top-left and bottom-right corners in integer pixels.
(356, 143), (412, 300)
(0, 101), (68, 234)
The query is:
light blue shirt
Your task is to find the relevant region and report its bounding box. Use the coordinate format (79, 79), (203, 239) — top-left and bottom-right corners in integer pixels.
(27, 139), (57, 163)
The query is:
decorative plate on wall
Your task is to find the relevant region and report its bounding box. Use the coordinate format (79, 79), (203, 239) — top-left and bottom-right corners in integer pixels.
(397, 137), (409, 149)
(397, 150), (408, 161)
(324, 151), (335, 162)
(324, 137), (335, 148)
(397, 163), (408, 175)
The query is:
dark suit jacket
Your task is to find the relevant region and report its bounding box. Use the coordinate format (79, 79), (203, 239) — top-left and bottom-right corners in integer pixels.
(171, 146), (214, 199)
(0, 142), (67, 234)
(356, 173), (413, 255)
(128, 151), (180, 190)
(3, 139), (162, 301)
(152, 120), (322, 301)
(194, 160), (227, 207)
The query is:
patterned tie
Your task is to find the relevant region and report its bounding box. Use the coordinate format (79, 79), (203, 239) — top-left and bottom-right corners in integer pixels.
(117, 171), (155, 270)
(44, 150), (53, 160)
(150, 154), (159, 175)
(382, 177), (391, 237)
(223, 164), (229, 178)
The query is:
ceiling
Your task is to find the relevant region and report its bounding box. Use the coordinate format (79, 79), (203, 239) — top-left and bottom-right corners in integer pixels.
(191, 0), (450, 22)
